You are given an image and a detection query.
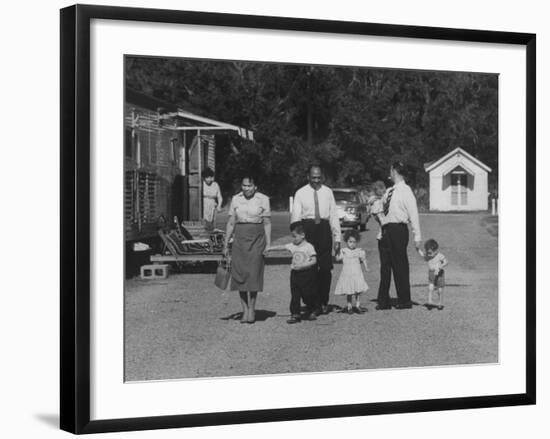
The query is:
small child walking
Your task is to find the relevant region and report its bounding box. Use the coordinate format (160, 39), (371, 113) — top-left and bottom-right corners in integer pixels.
(334, 229), (369, 314)
(265, 221), (318, 324)
(422, 239), (448, 310)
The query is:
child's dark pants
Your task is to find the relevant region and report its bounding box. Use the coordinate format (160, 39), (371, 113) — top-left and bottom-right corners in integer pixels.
(290, 266), (317, 315)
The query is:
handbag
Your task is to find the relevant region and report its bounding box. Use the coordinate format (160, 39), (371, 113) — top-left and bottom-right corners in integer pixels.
(214, 257), (231, 290)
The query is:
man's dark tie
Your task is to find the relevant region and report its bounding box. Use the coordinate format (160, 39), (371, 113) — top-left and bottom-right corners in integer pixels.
(383, 187), (394, 216)
(314, 189), (321, 224)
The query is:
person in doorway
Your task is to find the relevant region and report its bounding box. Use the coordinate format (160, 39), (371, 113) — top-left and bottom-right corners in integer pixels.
(202, 167), (223, 230)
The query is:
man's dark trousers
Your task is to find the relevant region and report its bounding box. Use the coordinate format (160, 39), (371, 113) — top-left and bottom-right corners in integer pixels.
(302, 219), (333, 308)
(377, 223), (411, 306)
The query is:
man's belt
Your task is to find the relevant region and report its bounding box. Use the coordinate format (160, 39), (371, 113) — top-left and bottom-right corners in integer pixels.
(382, 222), (407, 227)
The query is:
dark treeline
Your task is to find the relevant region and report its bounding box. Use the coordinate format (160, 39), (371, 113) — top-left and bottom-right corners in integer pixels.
(126, 57), (498, 207)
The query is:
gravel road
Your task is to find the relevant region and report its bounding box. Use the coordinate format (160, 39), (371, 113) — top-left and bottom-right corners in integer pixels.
(124, 213), (498, 381)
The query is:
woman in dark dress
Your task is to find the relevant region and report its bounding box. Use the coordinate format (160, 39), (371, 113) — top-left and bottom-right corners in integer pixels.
(223, 176), (272, 323)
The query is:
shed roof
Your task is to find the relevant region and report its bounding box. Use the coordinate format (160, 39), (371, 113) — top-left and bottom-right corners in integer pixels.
(424, 147), (492, 173)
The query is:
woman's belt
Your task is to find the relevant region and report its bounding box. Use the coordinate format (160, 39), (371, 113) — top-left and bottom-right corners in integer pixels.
(203, 195), (218, 200)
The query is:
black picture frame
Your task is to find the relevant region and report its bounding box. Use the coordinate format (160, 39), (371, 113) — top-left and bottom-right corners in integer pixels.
(60, 4), (536, 434)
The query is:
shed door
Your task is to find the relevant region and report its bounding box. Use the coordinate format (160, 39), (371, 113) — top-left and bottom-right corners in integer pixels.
(187, 133), (203, 221)
(187, 132), (213, 221)
(450, 173), (468, 207)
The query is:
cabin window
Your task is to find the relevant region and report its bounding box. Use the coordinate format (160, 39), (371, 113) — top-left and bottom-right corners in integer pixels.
(171, 138), (178, 164)
(139, 132), (148, 166)
(125, 128), (134, 158)
(149, 139), (158, 164)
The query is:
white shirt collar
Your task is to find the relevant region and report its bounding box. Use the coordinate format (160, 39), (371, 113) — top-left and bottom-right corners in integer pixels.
(237, 191), (259, 198)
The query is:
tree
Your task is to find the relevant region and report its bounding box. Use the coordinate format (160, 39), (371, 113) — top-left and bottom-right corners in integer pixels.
(126, 57), (499, 205)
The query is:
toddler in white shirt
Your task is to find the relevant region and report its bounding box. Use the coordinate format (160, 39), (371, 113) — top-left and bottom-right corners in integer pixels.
(421, 239), (448, 310)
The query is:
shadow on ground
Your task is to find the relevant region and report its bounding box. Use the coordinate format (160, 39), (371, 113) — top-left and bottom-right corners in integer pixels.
(368, 298), (422, 307)
(125, 212), (498, 380)
(220, 310), (277, 322)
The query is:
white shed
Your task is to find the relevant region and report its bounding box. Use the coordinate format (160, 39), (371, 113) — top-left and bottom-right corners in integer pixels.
(424, 147), (491, 211)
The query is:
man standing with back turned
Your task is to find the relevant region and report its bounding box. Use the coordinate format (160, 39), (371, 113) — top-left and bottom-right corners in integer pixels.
(377, 161), (423, 310)
(292, 165), (341, 315)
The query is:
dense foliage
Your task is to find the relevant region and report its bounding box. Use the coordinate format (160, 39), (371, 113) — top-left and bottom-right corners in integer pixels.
(126, 57), (498, 207)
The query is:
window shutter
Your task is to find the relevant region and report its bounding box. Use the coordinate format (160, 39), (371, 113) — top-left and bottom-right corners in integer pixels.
(124, 170), (136, 230)
(137, 172), (158, 224)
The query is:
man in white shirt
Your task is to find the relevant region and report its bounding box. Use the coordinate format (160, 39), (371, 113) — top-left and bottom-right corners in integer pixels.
(291, 165), (341, 314)
(377, 161), (422, 310)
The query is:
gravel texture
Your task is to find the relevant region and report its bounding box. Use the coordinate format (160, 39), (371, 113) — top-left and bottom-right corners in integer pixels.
(124, 213), (498, 381)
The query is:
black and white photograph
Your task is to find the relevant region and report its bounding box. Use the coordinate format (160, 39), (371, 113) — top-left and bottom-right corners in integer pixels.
(2, 0), (546, 436)
(123, 56), (499, 381)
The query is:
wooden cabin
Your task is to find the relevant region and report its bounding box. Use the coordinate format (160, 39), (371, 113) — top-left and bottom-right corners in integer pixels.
(124, 89), (252, 275)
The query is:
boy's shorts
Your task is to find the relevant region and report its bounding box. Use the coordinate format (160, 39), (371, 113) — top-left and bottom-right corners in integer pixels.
(428, 269), (445, 288)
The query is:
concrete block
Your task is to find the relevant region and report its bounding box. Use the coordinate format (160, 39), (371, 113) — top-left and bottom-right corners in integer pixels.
(140, 264), (169, 280)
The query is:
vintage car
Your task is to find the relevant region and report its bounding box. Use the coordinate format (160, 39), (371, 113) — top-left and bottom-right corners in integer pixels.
(333, 188), (370, 231)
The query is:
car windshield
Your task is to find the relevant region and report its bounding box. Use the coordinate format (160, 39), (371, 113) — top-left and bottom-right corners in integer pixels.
(334, 191), (358, 203)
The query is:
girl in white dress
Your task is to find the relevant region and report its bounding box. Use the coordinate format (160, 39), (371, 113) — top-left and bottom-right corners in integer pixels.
(334, 229), (369, 314)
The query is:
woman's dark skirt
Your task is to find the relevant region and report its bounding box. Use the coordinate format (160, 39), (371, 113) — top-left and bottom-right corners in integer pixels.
(230, 223), (266, 292)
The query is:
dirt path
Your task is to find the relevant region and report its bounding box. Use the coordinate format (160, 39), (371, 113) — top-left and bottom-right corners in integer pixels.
(125, 213), (498, 381)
